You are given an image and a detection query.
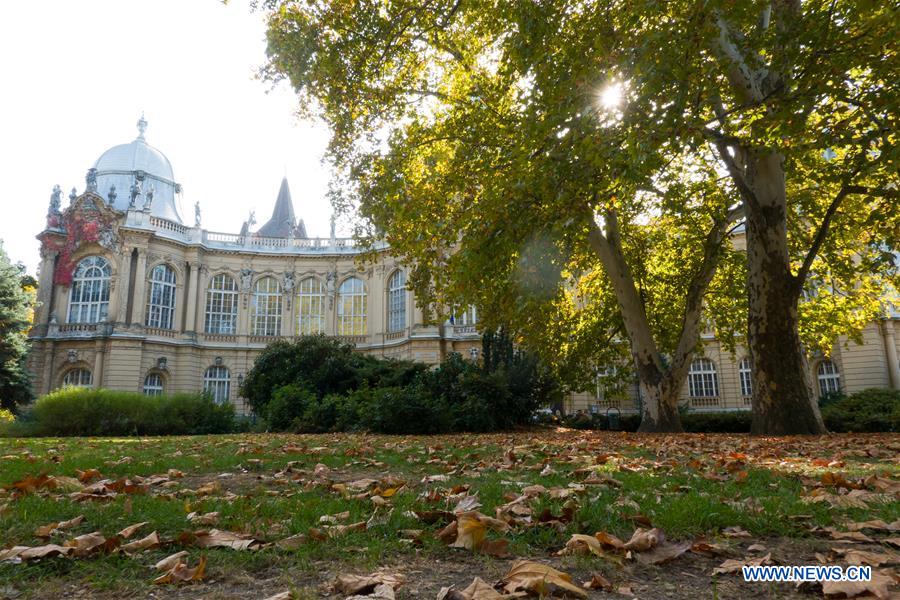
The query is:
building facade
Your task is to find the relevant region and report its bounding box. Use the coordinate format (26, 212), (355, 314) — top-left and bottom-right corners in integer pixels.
(27, 118), (900, 415)
(27, 119), (480, 413)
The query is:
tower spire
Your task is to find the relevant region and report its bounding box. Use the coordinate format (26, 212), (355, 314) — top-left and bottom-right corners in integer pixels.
(136, 112), (147, 140)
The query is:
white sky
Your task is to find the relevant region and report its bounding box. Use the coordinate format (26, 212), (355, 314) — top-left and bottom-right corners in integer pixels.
(0, 0), (337, 275)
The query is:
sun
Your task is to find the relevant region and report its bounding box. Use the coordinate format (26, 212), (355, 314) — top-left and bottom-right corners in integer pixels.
(598, 82), (624, 111)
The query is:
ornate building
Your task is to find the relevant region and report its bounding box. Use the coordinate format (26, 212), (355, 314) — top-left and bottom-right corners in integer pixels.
(28, 118), (900, 416)
(28, 118), (481, 413)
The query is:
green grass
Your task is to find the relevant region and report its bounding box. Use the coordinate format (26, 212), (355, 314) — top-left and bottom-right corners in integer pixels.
(0, 432), (898, 598)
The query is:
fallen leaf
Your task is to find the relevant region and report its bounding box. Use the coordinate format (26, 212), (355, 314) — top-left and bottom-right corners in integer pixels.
(501, 560), (587, 599)
(187, 511), (220, 526)
(35, 515), (85, 538)
(582, 573), (613, 591)
(120, 531), (160, 554)
(822, 569), (895, 599)
(713, 553), (772, 575)
(117, 521), (149, 539)
(832, 548), (899, 567)
(154, 551), (188, 571)
(192, 529), (264, 551)
(332, 572), (404, 596)
(153, 555), (206, 584)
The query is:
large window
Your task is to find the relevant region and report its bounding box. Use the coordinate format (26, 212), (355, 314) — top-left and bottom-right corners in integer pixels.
(252, 277), (282, 336)
(146, 264), (176, 329)
(452, 306), (478, 326)
(62, 368), (93, 388)
(205, 274), (238, 334)
(739, 357), (752, 398)
(203, 365), (230, 404)
(338, 277), (367, 336)
(387, 270), (406, 332)
(297, 277), (325, 335)
(143, 373), (164, 396)
(817, 360), (841, 396)
(688, 358), (719, 398)
(68, 256), (111, 323)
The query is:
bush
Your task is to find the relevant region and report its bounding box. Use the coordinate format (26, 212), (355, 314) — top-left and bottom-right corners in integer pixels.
(682, 411), (751, 433)
(822, 388), (900, 433)
(357, 385), (451, 434)
(0, 408), (12, 423)
(18, 388), (235, 437)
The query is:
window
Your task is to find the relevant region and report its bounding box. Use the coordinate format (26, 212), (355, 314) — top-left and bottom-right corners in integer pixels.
(203, 365), (230, 404)
(452, 306), (477, 326)
(688, 358), (719, 398)
(67, 256), (111, 323)
(146, 264), (176, 329)
(387, 270), (406, 332)
(297, 277), (325, 335)
(62, 368), (92, 388)
(338, 277), (367, 336)
(252, 277), (282, 336)
(143, 373), (164, 396)
(817, 360), (841, 396)
(739, 357), (752, 398)
(205, 274), (238, 334)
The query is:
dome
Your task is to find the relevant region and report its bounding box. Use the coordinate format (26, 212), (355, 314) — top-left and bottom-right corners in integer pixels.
(92, 115), (183, 223)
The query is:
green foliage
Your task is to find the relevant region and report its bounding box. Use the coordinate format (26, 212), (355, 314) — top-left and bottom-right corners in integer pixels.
(822, 388), (900, 433)
(16, 388), (235, 437)
(247, 333), (560, 433)
(0, 242), (35, 411)
(241, 335), (426, 416)
(0, 408), (12, 423)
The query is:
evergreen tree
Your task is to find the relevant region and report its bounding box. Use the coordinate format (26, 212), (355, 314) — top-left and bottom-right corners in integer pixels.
(0, 242), (35, 411)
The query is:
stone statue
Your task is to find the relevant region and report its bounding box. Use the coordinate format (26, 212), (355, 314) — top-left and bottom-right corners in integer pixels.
(69, 187), (78, 203)
(240, 268), (253, 292)
(143, 184), (155, 211)
(283, 271), (295, 293)
(194, 201), (201, 227)
(330, 213), (337, 240)
(325, 270), (337, 294)
(49, 185), (62, 215)
(85, 168), (98, 193)
(98, 227), (116, 249)
(130, 179), (142, 208)
(108, 184), (117, 204)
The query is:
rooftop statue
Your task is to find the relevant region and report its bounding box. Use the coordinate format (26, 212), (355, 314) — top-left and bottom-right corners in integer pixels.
(85, 168), (98, 193)
(48, 185), (62, 215)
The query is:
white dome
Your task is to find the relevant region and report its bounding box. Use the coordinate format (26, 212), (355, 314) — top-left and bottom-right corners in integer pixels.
(92, 116), (183, 223)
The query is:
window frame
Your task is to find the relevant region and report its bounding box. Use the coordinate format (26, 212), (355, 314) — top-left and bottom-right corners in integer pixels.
(337, 277), (367, 336)
(817, 359), (841, 397)
(143, 372), (164, 396)
(738, 357), (753, 398)
(387, 270), (407, 333)
(67, 256), (111, 324)
(203, 365), (231, 404)
(205, 274), (239, 334)
(62, 367), (93, 388)
(251, 277), (282, 336)
(296, 277), (325, 335)
(688, 358), (719, 398)
(145, 264), (177, 330)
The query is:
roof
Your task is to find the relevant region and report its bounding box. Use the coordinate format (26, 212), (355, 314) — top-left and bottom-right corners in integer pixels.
(257, 177), (299, 238)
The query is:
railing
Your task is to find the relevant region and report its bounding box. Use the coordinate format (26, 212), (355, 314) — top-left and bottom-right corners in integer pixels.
(449, 325), (478, 336)
(144, 327), (176, 338)
(248, 334), (287, 344)
(203, 333), (237, 343)
(690, 397), (720, 408)
(149, 216), (189, 235)
(742, 396), (752, 406)
(336, 335), (368, 344)
(206, 231), (241, 243)
(385, 331), (406, 340)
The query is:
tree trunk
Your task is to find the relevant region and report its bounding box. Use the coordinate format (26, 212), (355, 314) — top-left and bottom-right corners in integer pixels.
(636, 369), (684, 433)
(744, 152), (827, 435)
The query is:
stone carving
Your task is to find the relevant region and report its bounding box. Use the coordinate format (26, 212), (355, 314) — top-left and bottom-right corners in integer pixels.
(283, 271), (295, 293)
(325, 270), (337, 294)
(48, 185), (62, 215)
(108, 184), (117, 204)
(66, 349), (78, 363)
(240, 268), (253, 292)
(69, 187), (78, 203)
(85, 168), (98, 193)
(143, 184), (155, 211)
(194, 201), (201, 227)
(330, 213), (336, 240)
(129, 178), (142, 208)
(98, 227), (117, 250)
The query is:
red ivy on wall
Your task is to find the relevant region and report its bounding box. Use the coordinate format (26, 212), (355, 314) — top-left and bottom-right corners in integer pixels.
(42, 202), (119, 286)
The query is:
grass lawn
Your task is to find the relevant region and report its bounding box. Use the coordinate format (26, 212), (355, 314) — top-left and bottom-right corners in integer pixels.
(0, 430), (898, 599)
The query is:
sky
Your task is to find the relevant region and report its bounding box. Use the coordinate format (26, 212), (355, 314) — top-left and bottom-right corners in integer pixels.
(0, 0), (337, 275)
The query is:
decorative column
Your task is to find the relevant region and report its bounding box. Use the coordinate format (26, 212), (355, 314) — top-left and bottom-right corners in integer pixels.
(882, 319), (900, 390)
(115, 252), (132, 324)
(184, 261), (201, 332)
(368, 266), (384, 343)
(131, 249), (148, 328)
(93, 343), (105, 388)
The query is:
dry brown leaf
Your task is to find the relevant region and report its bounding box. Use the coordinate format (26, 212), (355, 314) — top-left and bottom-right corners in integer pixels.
(832, 548), (899, 567)
(821, 569), (895, 599)
(501, 560), (588, 599)
(845, 520), (900, 533)
(622, 527), (662, 551)
(332, 572), (404, 596)
(480, 538), (510, 558)
(193, 529), (263, 551)
(582, 573), (613, 591)
(276, 533), (308, 550)
(35, 515), (85, 537)
(829, 530), (875, 543)
(0, 544), (75, 562)
(712, 553), (772, 575)
(721, 526), (752, 538)
(117, 521), (149, 539)
(262, 593), (292, 600)
(187, 511), (220, 526)
(120, 531), (160, 555)
(634, 541), (692, 565)
(64, 531), (119, 557)
(152, 555), (207, 584)
(558, 534), (607, 557)
(154, 551), (188, 571)
(75, 469), (102, 483)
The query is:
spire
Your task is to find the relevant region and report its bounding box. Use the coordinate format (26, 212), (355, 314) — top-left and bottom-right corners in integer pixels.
(257, 177), (298, 238)
(136, 112), (147, 140)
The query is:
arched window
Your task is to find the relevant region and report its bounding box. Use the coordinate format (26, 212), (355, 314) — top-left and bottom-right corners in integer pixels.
(688, 358), (719, 398)
(62, 368), (93, 388)
(817, 360), (841, 396)
(68, 256), (111, 323)
(146, 264), (176, 329)
(203, 365), (230, 404)
(252, 277), (282, 336)
(338, 277), (367, 336)
(387, 270), (407, 333)
(739, 357), (752, 398)
(297, 277), (325, 335)
(143, 373), (164, 396)
(205, 274), (238, 334)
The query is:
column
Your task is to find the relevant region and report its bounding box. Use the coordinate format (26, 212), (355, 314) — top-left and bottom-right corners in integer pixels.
(93, 343), (105, 388)
(131, 250), (148, 327)
(115, 251), (133, 324)
(882, 320), (900, 390)
(184, 261), (201, 332)
(368, 267), (384, 342)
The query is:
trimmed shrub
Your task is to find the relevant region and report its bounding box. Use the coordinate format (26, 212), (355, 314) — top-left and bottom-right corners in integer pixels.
(356, 385), (451, 434)
(682, 411), (751, 433)
(22, 388), (235, 436)
(822, 388), (900, 432)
